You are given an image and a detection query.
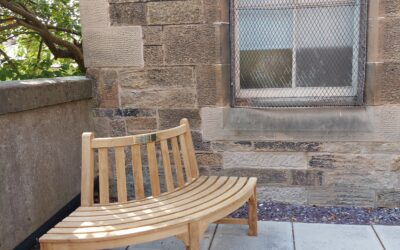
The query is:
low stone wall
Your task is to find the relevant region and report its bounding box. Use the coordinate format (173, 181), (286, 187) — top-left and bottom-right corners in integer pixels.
(0, 77), (93, 250)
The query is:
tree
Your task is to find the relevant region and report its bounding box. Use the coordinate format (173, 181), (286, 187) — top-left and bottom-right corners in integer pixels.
(0, 0), (84, 81)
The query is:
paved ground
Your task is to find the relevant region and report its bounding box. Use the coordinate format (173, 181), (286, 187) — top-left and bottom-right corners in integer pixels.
(113, 221), (400, 250)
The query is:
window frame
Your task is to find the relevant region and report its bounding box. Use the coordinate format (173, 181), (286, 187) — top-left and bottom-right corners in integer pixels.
(230, 0), (368, 107)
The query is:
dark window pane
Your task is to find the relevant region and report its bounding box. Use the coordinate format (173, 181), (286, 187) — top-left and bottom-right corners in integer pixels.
(240, 49), (292, 89)
(296, 47), (353, 87)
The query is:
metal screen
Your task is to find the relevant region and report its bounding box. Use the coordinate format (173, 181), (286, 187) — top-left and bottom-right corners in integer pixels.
(231, 0), (368, 108)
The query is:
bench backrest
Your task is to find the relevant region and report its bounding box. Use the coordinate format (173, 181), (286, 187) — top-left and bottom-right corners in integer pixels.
(80, 118), (199, 206)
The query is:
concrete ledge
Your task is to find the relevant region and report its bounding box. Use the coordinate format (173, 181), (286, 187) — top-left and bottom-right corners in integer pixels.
(0, 76), (92, 115)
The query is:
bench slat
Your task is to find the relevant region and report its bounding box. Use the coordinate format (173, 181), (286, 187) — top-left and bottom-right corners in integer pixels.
(75, 176), (209, 213)
(49, 177), (247, 233)
(160, 139), (174, 192)
(115, 147), (127, 203)
(179, 134), (192, 181)
(147, 141), (160, 196)
(171, 136), (185, 187)
(63, 177), (226, 223)
(131, 144), (145, 200)
(98, 148), (110, 204)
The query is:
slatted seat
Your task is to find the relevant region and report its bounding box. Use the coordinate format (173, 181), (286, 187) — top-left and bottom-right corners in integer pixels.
(40, 119), (257, 250)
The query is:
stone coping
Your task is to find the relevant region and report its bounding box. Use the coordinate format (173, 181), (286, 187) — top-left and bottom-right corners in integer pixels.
(0, 76), (92, 115)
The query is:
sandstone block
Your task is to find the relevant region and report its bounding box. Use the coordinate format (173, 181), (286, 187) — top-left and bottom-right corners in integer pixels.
(257, 186), (307, 204)
(158, 109), (201, 129)
(144, 46), (163, 66)
(142, 26), (162, 45)
(196, 64), (230, 106)
(383, 0), (400, 16)
(88, 68), (119, 108)
(254, 141), (321, 152)
(383, 17), (400, 61)
(126, 117), (157, 132)
(121, 89), (196, 108)
(164, 25), (217, 64)
(147, 1), (203, 25)
(377, 190), (400, 207)
(119, 67), (194, 90)
(110, 3), (146, 25)
(196, 153), (223, 167)
(203, 0), (229, 23)
(291, 170), (323, 186)
(379, 62), (400, 104)
(191, 131), (211, 151)
(223, 152), (307, 169)
(211, 141), (253, 152)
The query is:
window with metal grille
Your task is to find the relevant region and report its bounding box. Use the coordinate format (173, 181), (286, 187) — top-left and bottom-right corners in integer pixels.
(231, 0), (368, 107)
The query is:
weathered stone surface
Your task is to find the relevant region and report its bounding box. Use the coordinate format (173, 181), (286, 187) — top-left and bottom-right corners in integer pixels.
(83, 27), (143, 67)
(196, 153), (223, 167)
(121, 89), (196, 108)
(119, 67), (194, 90)
(88, 68), (119, 108)
(110, 118), (127, 136)
(164, 25), (217, 64)
(211, 141), (253, 152)
(110, 3), (146, 25)
(257, 186), (307, 204)
(223, 152), (307, 169)
(308, 153), (393, 171)
(196, 64), (230, 106)
(147, 1), (203, 25)
(324, 169), (400, 190)
(203, 0), (229, 23)
(0, 76), (92, 115)
(215, 23), (230, 64)
(377, 190), (400, 207)
(383, 17), (400, 61)
(192, 131), (211, 151)
(391, 156), (400, 171)
(380, 62), (400, 104)
(319, 142), (400, 154)
(159, 109), (201, 130)
(255, 141), (321, 152)
(144, 46), (163, 66)
(291, 170), (323, 186)
(0, 100), (92, 250)
(307, 186), (376, 207)
(93, 108), (156, 118)
(142, 26), (162, 45)
(126, 117), (157, 131)
(383, 0), (400, 16)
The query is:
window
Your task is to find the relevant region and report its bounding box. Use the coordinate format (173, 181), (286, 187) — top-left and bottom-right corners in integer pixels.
(232, 0), (368, 107)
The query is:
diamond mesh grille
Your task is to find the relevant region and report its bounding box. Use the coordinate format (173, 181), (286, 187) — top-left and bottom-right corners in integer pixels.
(231, 0), (368, 107)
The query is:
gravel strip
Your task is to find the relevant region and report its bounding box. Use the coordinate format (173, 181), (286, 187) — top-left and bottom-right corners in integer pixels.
(230, 201), (400, 225)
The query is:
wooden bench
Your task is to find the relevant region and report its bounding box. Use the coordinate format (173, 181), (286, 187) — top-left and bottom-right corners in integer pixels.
(40, 119), (257, 250)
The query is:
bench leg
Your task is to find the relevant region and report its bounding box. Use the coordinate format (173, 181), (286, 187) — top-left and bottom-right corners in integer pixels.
(248, 186), (258, 236)
(186, 222), (200, 250)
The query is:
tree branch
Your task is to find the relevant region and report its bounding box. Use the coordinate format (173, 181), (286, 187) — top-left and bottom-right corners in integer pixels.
(0, 47), (19, 73)
(0, 22), (20, 32)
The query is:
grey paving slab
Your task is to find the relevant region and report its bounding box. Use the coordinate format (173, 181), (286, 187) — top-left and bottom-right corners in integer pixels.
(210, 221), (294, 250)
(294, 223), (383, 250)
(373, 225), (400, 250)
(126, 224), (216, 250)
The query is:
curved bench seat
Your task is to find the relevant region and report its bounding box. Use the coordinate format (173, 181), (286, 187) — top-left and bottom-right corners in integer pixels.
(40, 119), (257, 250)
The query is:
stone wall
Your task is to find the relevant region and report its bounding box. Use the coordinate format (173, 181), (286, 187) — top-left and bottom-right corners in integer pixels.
(79, 0), (400, 207)
(0, 77), (93, 250)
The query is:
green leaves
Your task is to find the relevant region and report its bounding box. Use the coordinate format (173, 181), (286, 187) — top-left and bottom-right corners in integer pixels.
(0, 0), (83, 81)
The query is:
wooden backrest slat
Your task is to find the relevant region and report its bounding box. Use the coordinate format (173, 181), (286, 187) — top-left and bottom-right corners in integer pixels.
(170, 136), (185, 187)
(91, 125), (187, 149)
(160, 139), (174, 192)
(147, 142), (161, 196)
(81, 133), (95, 206)
(82, 119), (200, 206)
(179, 134), (193, 181)
(180, 119), (199, 178)
(131, 144), (145, 200)
(98, 148), (110, 204)
(114, 147), (127, 203)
